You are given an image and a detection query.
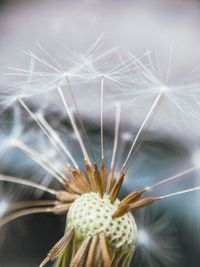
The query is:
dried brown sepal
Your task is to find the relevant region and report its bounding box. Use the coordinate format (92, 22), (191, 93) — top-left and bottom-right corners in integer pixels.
(39, 227), (74, 267)
(52, 203), (71, 214)
(55, 240), (74, 267)
(77, 168), (92, 191)
(94, 241), (102, 267)
(111, 249), (123, 267)
(120, 189), (146, 206)
(106, 165), (114, 193)
(73, 177), (89, 193)
(94, 163), (104, 198)
(128, 196), (158, 211)
(115, 250), (130, 267)
(61, 175), (70, 184)
(71, 234), (78, 260)
(70, 236), (91, 267)
(85, 235), (99, 267)
(109, 170), (125, 204)
(99, 232), (111, 267)
(56, 191), (79, 203)
(123, 250), (134, 267)
(85, 161), (96, 191)
(67, 166), (87, 193)
(112, 205), (129, 219)
(64, 179), (83, 195)
(101, 158), (107, 193)
(69, 168), (90, 193)
(112, 189), (146, 218)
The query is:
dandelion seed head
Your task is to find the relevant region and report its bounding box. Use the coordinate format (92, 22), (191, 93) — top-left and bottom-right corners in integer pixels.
(0, 35), (200, 266)
(67, 192), (137, 249)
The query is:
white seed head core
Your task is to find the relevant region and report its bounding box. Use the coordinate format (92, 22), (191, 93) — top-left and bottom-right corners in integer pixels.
(67, 192), (137, 249)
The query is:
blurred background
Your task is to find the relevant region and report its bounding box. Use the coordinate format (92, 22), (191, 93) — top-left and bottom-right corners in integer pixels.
(0, 0), (200, 266)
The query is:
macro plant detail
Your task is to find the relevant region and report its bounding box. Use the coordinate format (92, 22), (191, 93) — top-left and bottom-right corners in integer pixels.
(0, 42), (200, 267)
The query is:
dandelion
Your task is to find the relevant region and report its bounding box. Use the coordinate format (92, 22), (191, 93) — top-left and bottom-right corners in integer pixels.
(0, 43), (200, 267)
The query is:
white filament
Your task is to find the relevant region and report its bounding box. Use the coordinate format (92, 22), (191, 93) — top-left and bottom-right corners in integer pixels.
(11, 139), (66, 184)
(37, 115), (78, 168)
(0, 174), (56, 195)
(111, 103), (121, 167)
(100, 76), (104, 159)
(123, 90), (163, 169)
(159, 186), (200, 200)
(57, 86), (91, 164)
(18, 97), (71, 165)
(146, 164), (200, 191)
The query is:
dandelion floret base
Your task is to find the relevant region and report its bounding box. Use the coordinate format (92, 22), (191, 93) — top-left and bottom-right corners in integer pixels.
(67, 192), (137, 249)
